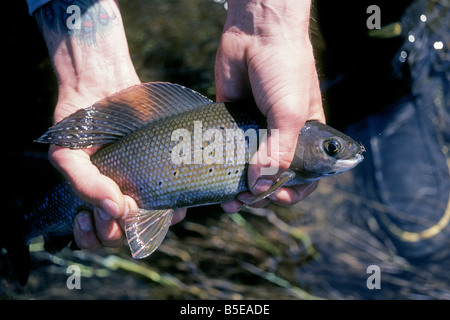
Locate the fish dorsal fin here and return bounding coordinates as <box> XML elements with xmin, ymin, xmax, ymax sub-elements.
<box><xmin>36</xmin><ymin>82</ymin><xmax>212</xmax><ymax>148</ymax></box>
<box><xmin>125</xmin><ymin>209</ymin><xmax>174</xmax><ymax>259</ymax></box>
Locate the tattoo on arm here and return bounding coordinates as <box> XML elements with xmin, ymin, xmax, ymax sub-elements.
<box><xmin>35</xmin><ymin>0</ymin><xmax>118</xmax><ymax>46</ymax></box>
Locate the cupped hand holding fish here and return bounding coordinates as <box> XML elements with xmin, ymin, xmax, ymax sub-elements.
<box><xmin>49</xmin><ymin>99</ymin><xmax>134</xmax><ymax>250</ymax></box>
<box><xmin>49</xmin><ymin>94</ymin><xmax>189</xmax><ymax>250</ymax></box>
<box><xmin>49</xmin><ymin>88</ymin><xmax>134</xmax><ymax>249</ymax></box>
<box><xmin>215</xmin><ymin>0</ymin><xmax>326</xmax><ymax>213</ymax></box>
<box><xmin>34</xmin><ymin>0</ymin><xmax>187</xmax><ymax>251</ymax></box>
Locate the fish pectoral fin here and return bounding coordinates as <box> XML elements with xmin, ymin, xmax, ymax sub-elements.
<box><xmin>243</xmin><ymin>170</ymin><xmax>296</xmax><ymax>207</ymax></box>
<box><xmin>124</xmin><ymin>209</ymin><xmax>174</xmax><ymax>259</ymax></box>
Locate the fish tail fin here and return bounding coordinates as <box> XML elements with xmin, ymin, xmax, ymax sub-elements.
<box><xmin>124</xmin><ymin>209</ymin><xmax>173</xmax><ymax>259</ymax></box>
<box><xmin>0</xmin><ymin>205</ymin><xmax>30</xmax><ymax>286</ymax></box>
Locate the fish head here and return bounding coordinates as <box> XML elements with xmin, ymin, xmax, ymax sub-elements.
<box><xmin>290</xmin><ymin>121</ymin><xmax>364</xmax><ymax>182</ymax></box>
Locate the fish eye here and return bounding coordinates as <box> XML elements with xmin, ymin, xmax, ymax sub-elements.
<box><xmin>323</xmin><ymin>138</ymin><xmax>341</xmax><ymax>157</ymax></box>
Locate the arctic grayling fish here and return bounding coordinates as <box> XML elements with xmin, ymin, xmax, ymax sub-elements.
<box><xmin>17</xmin><ymin>83</ymin><xmax>365</xmax><ymax>263</ymax></box>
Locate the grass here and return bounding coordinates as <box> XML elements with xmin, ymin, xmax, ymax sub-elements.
<box><xmin>2</xmin><ymin>172</ymin><xmax>450</xmax><ymax>299</ymax></box>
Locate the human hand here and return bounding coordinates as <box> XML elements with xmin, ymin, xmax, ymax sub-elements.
<box><xmin>34</xmin><ymin>0</ymin><xmax>187</xmax><ymax>250</ymax></box>
<box><xmin>50</xmin><ymin>87</ymin><xmax>188</xmax><ymax>249</ymax></box>
<box><xmin>215</xmin><ymin>0</ymin><xmax>326</xmax><ymax>212</ymax></box>
<box><xmin>49</xmin><ymin>92</ymin><xmax>135</xmax><ymax>250</ymax></box>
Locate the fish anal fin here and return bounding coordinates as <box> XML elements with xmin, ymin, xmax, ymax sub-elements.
<box><xmin>125</xmin><ymin>209</ymin><xmax>173</xmax><ymax>259</ymax></box>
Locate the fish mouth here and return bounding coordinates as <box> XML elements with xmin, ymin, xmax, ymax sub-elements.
<box><xmin>354</xmin><ymin>153</ymin><xmax>364</xmax><ymax>163</ymax></box>
<box><xmin>333</xmin><ymin>154</ymin><xmax>364</xmax><ymax>173</ymax></box>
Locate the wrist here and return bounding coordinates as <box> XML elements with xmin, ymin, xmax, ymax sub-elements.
<box><xmin>54</xmin><ymin>46</ymin><xmax>140</xmax><ymax>123</ymax></box>
<box><xmin>224</xmin><ymin>0</ymin><xmax>312</xmax><ymax>40</ymax></box>
<box><xmin>55</xmin><ymin>48</ymin><xmax>140</xmax><ymax>102</ymax></box>
<box><xmin>36</xmin><ymin>0</ymin><xmax>139</xmax><ymax>108</ymax></box>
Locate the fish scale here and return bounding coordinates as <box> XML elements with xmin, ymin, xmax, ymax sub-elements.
<box><xmin>91</xmin><ymin>102</ymin><xmax>260</xmax><ymax>209</ymax></box>
<box><xmin>24</xmin><ymin>182</ymin><xmax>88</xmax><ymax>242</ymax></box>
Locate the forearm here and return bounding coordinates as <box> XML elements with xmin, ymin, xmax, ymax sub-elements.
<box><xmin>224</xmin><ymin>0</ymin><xmax>311</xmax><ymax>40</ymax></box>
<box><xmin>34</xmin><ymin>0</ymin><xmax>139</xmax><ymax>121</ymax></box>
<box><xmin>216</xmin><ymin>0</ymin><xmax>317</xmax><ymax>111</ymax></box>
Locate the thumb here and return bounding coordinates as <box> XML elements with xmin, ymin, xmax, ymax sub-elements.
<box><xmin>247</xmin><ymin>89</ymin><xmax>325</xmax><ymax>195</ymax></box>
<box><xmin>247</xmin><ymin>116</ymin><xmax>303</xmax><ymax>195</ymax></box>
<box><xmin>49</xmin><ymin>146</ymin><xmax>126</xmax><ymax>219</ymax></box>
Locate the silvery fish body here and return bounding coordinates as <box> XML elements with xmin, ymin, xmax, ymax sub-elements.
<box><xmin>26</xmin><ymin>82</ymin><xmax>364</xmax><ymax>259</ymax></box>
<box><xmin>92</xmin><ymin>102</ymin><xmax>262</xmax><ymax>210</ymax></box>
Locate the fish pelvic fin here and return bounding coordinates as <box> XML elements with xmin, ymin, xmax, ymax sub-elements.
<box><xmin>36</xmin><ymin>82</ymin><xmax>213</xmax><ymax>149</ymax></box>
<box><xmin>125</xmin><ymin>209</ymin><xmax>173</xmax><ymax>259</ymax></box>
<box><xmin>240</xmin><ymin>170</ymin><xmax>296</xmax><ymax>208</ymax></box>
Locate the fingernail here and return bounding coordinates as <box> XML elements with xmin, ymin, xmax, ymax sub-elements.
<box><xmin>96</xmin><ymin>207</ymin><xmax>112</xmax><ymax>221</ymax></box>
<box><xmin>268</xmin><ymin>193</ymin><xmax>278</xmax><ymax>202</ymax></box>
<box><xmin>123</xmin><ymin>199</ymin><xmax>130</xmax><ymax>219</ymax></box>
<box><xmin>102</xmin><ymin>198</ymin><xmax>120</xmax><ymax>218</ymax></box>
<box><xmin>298</xmin><ymin>181</ymin><xmax>319</xmax><ymax>200</ymax></box>
<box><xmin>252</xmin><ymin>179</ymin><xmax>273</xmax><ymax>195</ymax></box>
<box><xmin>237</xmin><ymin>193</ymin><xmax>256</xmax><ymax>204</ymax></box>
<box><xmin>77</xmin><ymin>212</ymin><xmax>92</xmax><ymax>232</ymax></box>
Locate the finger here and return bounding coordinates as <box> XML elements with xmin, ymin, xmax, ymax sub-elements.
<box><xmin>214</xmin><ymin>33</ymin><xmax>250</xmax><ymax>102</ymax></box>
<box><xmin>93</xmin><ymin>207</ymin><xmax>125</xmax><ymax>247</ymax></box>
<box><xmin>237</xmin><ymin>191</ymin><xmax>271</xmax><ymax>208</ymax></box>
<box><xmin>49</xmin><ymin>146</ymin><xmax>125</xmax><ymax>219</ymax></box>
<box><xmin>118</xmin><ymin>195</ymin><xmax>139</xmax><ymax>229</ymax></box>
<box><xmin>308</xmin><ymin>66</ymin><xmax>326</xmax><ymax>123</ymax></box>
<box><xmin>171</xmin><ymin>208</ymin><xmax>187</xmax><ymax>225</ymax></box>
<box><xmin>221</xmin><ymin>192</ymin><xmax>271</xmax><ymax>214</ymax></box>
<box><xmin>269</xmin><ymin>181</ymin><xmax>319</xmax><ymax>206</ymax></box>
<box><xmin>221</xmin><ymin>199</ymin><xmax>245</xmax><ymax>214</ymax></box>
<box><xmin>73</xmin><ymin>211</ymin><xmax>102</xmax><ymax>250</ymax></box>
<box><xmin>247</xmin><ymin>115</ymin><xmax>303</xmax><ymax>192</ymax></box>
